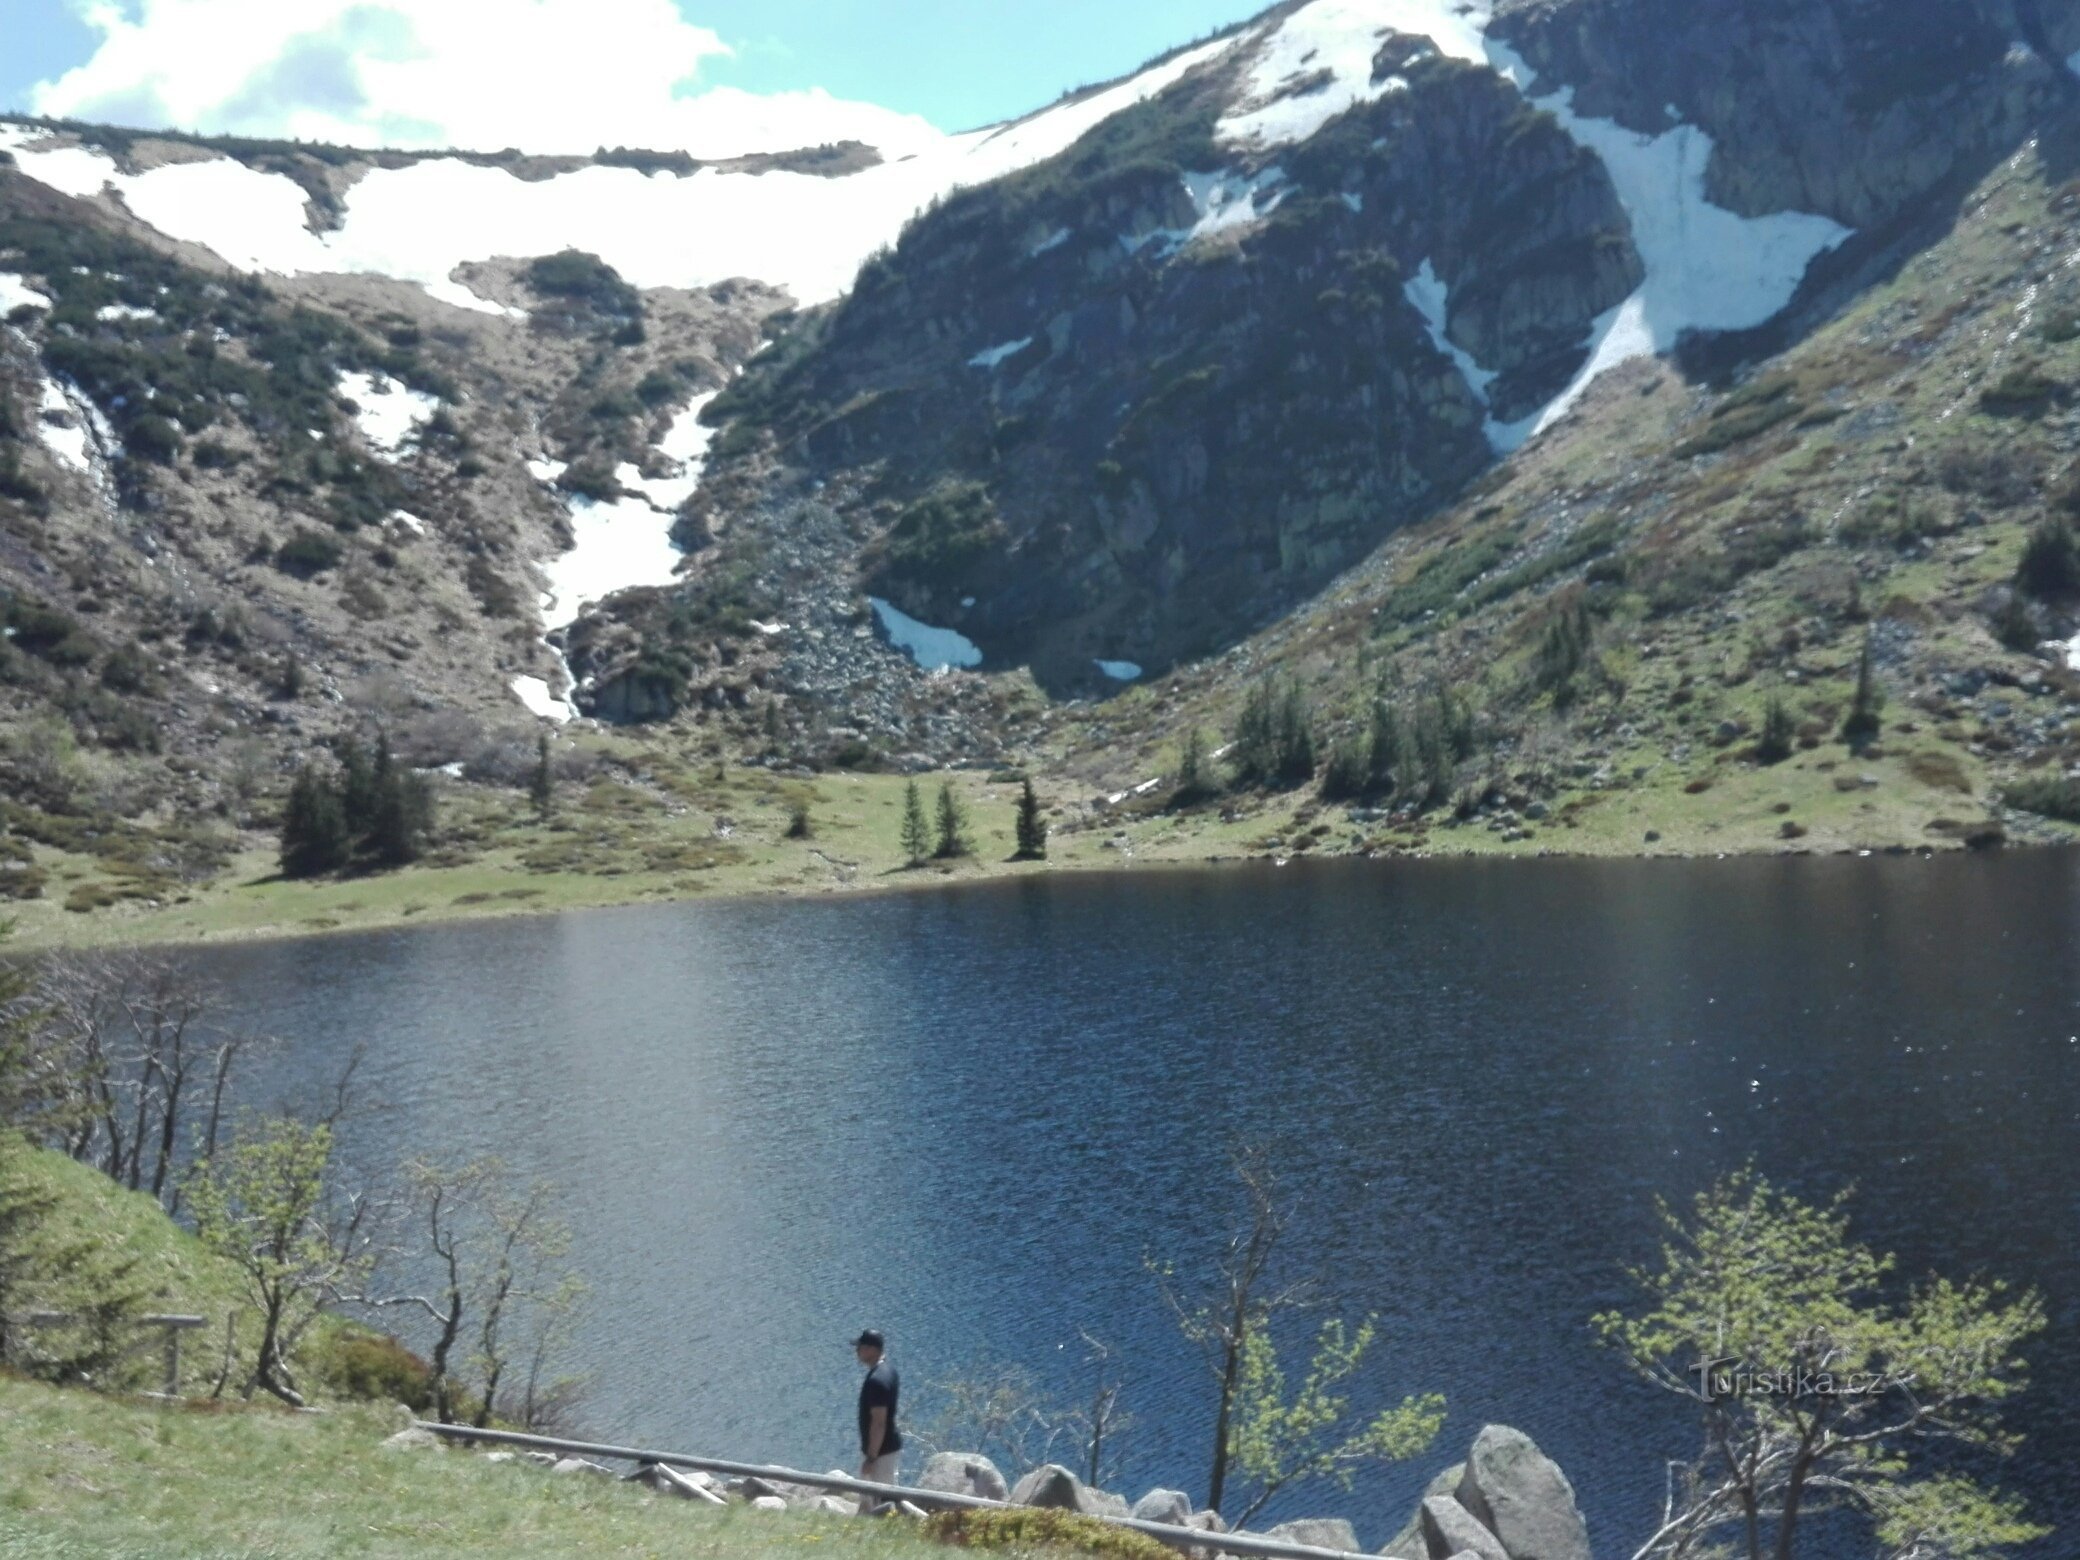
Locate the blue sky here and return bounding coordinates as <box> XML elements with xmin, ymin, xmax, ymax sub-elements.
<box><xmin>2</xmin><ymin>0</ymin><xmax>1268</xmax><ymax>138</ymax></box>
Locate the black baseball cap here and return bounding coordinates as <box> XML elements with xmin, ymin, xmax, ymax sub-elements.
<box><xmin>852</xmin><ymin>1329</ymin><xmax>885</xmax><ymax>1349</ymax></box>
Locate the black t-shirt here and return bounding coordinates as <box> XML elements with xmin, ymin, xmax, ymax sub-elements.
<box><xmin>858</xmin><ymin>1359</ymin><xmax>902</xmax><ymax>1454</ymax></box>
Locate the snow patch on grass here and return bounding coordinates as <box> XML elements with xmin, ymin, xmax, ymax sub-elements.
<box><xmin>0</xmin><ymin>272</ymin><xmax>52</xmax><ymax>313</ymax></box>
<box><xmin>1219</xmin><ymin>0</ymin><xmax>1490</xmax><ymax>149</ymax></box>
<box><xmin>869</xmin><ymin>597</ymin><xmax>982</xmax><ymax>671</ymax></box>
<box><xmin>94</xmin><ymin>303</ymin><xmax>156</xmax><ymax>323</ymax></box>
<box><xmin>36</xmin><ymin>376</ymin><xmax>118</xmax><ymax>478</ymax></box>
<box><xmin>510</xmin><ymin>675</ymin><xmax>575</xmax><ymax>723</ymax></box>
<box><xmin>968</xmin><ymin>337</ymin><xmax>1032</xmax><ymax>369</ymax></box>
<box><xmin>337</xmin><ymin>370</ymin><xmax>439</xmax><ymax>459</ymax></box>
<box><xmin>536</xmin><ymin>493</ymin><xmax>684</xmax><ymax>631</ymax></box>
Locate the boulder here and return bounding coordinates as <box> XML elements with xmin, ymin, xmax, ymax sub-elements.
<box><xmin>482</xmin><ymin>1451</ymin><xmax>516</xmax><ymax>1465</ymax></box>
<box><xmin>381</xmin><ymin>1427</ymin><xmax>441</xmax><ymax>1451</ymax></box>
<box><xmin>1378</xmin><ymin>1464</ymin><xmax>1463</xmax><ymax>1559</ymax></box>
<box><xmin>814</xmin><ymin>1495</ymin><xmax>856</xmax><ymax>1515</ymax></box>
<box><xmin>1183</xmin><ymin>1510</ymin><xmax>1229</xmax><ymax>1535</ymax></box>
<box><xmin>1087</xmin><ymin>1487</ymin><xmax>1132</xmax><ymax>1519</ymax></box>
<box><xmin>1418</xmin><ymin>1497</ymin><xmax>1508</xmax><ymax>1560</ymax></box>
<box><xmin>1267</xmin><ymin>1519</ymin><xmax>1361</xmax><ymax>1553</ymax></box>
<box><xmin>1132</xmin><ymin>1489</ymin><xmax>1194</xmax><ymax>1525</ymax></box>
<box><xmin>630</xmin><ymin>1464</ymin><xmax>725</xmax><ymax>1503</ymax></box>
<box><xmin>728</xmin><ymin>1476</ymin><xmax>787</xmax><ymax>1502</ymax></box>
<box><xmin>750</xmin><ymin>1495</ymin><xmax>790</xmax><ymax>1513</ymax></box>
<box><xmin>1013</xmin><ymin>1464</ymin><xmax>1099</xmax><ymax>1513</ymax></box>
<box><xmin>1454</xmin><ymin>1428</ymin><xmax>1590</xmax><ymax>1560</ymax></box>
<box><xmin>551</xmin><ymin>1457</ymin><xmax>614</xmax><ymax>1478</ymax></box>
<box><xmin>920</xmin><ymin>1451</ymin><xmax>1011</xmax><ymax>1502</ymax></box>
<box><xmin>519</xmin><ymin>1450</ymin><xmax>559</xmax><ymax>1467</ymax></box>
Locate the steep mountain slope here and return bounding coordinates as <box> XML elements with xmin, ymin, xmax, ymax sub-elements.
<box><xmin>1038</xmin><ymin>123</ymin><xmax>2080</xmax><ymax>862</ymax></box>
<box><xmin>685</xmin><ymin>0</ymin><xmax>2080</xmax><ymax>691</ymax></box>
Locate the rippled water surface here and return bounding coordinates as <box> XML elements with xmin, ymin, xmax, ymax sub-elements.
<box><xmin>190</xmin><ymin>851</ymin><xmax>2080</xmax><ymax>1552</ymax></box>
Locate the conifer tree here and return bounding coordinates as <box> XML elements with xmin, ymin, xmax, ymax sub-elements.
<box><xmin>900</xmin><ymin>780</ymin><xmax>932</xmax><ymax>867</ymax></box>
<box><xmin>529</xmin><ymin>734</ymin><xmax>554</xmax><ymax>819</ymax></box>
<box><xmin>279</xmin><ymin>765</ymin><xmax>349</xmax><ymax>879</ymax></box>
<box><xmin>1014</xmin><ymin>778</ymin><xmax>1047</xmax><ymax>860</ymax></box>
<box><xmin>1175</xmin><ymin>728</ymin><xmax>1209</xmax><ymax>805</ymax></box>
<box><xmin>934</xmin><ymin>780</ymin><xmax>970</xmax><ymax>859</ymax></box>
<box><xmin>1757</xmin><ymin>695</ymin><xmax>1795</xmax><ymax>765</ymax></box>
<box><xmin>1841</xmin><ymin>634</ymin><xmax>1885</xmax><ymax>749</ymax></box>
<box><xmin>337</xmin><ymin>736</ymin><xmax>377</xmax><ymax>840</ymax></box>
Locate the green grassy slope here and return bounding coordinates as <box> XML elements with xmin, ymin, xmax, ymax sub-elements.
<box><xmin>0</xmin><ymin>1378</ymin><xmax>969</xmax><ymax>1560</ymax></box>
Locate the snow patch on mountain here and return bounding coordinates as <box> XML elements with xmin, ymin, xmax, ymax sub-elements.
<box><xmin>510</xmin><ymin>675</ymin><xmax>575</xmax><ymax>723</ymax></box>
<box><xmin>1485</xmin><ymin>40</ymin><xmax>1853</xmax><ymax>437</ymax></box>
<box><xmin>1219</xmin><ymin>0</ymin><xmax>1490</xmax><ymax>149</ymax></box>
<box><xmin>0</xmin><ymin>273</ymin><xmax>53</xmax><ymax>313</ymax></box>
<box><xmin>870</xmin><ymin>597</ymin><xmax>983</xmax><ymax>671</ymax></box>
<box><xmin>615</xmin><ymin>392</ymin><xmax>719</xmax><ymax>512</ymax></box>
<box><xmin>338</xmin><ymin>370</ymin><xmax>440</xmax><ymax>459</ymax></box>
<box><xmin>969</xmin><ymin>338</ymin><xmax>1033</xmax><ymax>369</ymax></box>
<box><xmin>1405</xmin><ymin>258</ymin><xmax>1525</xmax><ymax>448</ymax></box>
<box><xmin>1095</xmin><ymin>659</ymin><xmax>1143</xmax><ymax>681</ymax></box>
<box><xmin>0</xmin><ymin>39</ymin><xmax>1238</xmax><ymax>313</ymax></box>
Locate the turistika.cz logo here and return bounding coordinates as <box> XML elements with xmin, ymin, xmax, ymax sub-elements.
<box><xmin>1691</xmin><ymin>1358</ymin><xmax>1915</xmax><ymax>1403</ymax></box>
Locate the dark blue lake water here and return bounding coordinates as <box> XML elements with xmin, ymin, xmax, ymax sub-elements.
<box><xmin>188</xmin><ymin>850</ymin><xmax>2080</xmax><ymax>1555</ymax></box>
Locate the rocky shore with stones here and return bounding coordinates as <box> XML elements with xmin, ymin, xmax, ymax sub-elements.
<box><xmin>387</xmin><ymin>1419</ymin><xmax>1590</xmax><ymax>1560</ymax></box>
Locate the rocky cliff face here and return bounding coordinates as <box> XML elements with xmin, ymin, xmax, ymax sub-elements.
<box><xmin>688</xmin><ymin>0</ymin><xmax>2080</xmax><ymax>695</ymax></box>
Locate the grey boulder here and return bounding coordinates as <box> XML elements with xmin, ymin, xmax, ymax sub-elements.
<box><xmin>1379</xmin><ymin>1464</ymin><xmax>1463</xmax><ymax>1559</ymax></box>
<box><xmin>1419</xmin><ymin>1496</ymin><xmax>1508</xmax><ymax>1560</ymax></box>
<box><xmin>920</xmin><ymin>1451</ymin><xmax>1011</xmax><ymax>1502</ymax></box>
<box><xmin>1132</xmin><ymin>1489</ymin><xmax>1194</xmax><ymax>1525</ymax></box>
<box><xmin>1268</xmin><ymin>1518</ymin><xmax>1361</xmax><ymax>1553</ymax></box>
<box><xmin>550</xmin><ymin>1456</ymin><xmax>614</xmax><ymax>1478</ymax></box>
<box><xmin>1012</xmin><ymin>1464</ymin><xmax>1099</xmax><ymax>1513</ymax></box>
<box><xmin>1454</xmin><ymin>1427</ymin><xmax>1591</xmax><ymax>1560</ymax></box>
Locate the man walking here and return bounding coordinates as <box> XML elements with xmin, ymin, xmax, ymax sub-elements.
<box><xmin>853</xmin><ymin>1328</ymin><xmax>902</xmax><ymax>1512</ymax></box>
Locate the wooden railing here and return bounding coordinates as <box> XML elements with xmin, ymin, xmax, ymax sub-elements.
<box><xmin>412</xmin><ymin>1422</ymin><xmax>1379</xmax><ymax>1560</ymax></box>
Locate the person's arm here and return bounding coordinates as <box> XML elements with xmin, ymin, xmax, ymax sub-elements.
<box><xmin>863</xmin><ymin>1405</ymin><xmax>888</xmax><ymax>1462</ymax></box>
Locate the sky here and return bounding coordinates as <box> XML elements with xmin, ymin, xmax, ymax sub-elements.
<box><xmin>0</xmin><ymin>0</ymin><xmax>1269</xmax><ymax>158</ymax></box>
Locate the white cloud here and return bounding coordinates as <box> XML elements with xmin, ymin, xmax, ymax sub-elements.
<box><xmin>29</xmin><ymin>0</ymin><xmax>946</xmax><ymax>160</ymax></box>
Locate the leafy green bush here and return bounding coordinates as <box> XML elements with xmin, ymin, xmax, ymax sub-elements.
<box><xmin>924</xmin><ymin>1506</ymin><xmax>1177</xmax><ymax>1560</ymax></box>
<box><xmin>315</xmin><ymin>1332</ymin><xmax>437</xmax><ymax>1411</ymax></box>
<box><xmin>875</xmin><ymin>481</ymin><xmax>1007</xmax><ymax>589</ymax></box>
<box><xmin>2003</xmin><ymin>774</ymin><xmax>2080</xmax><ymax>823</ymax></box>
<box><xmin>2015</xmin><ymin>520</ymin><xmax>2080</xmax><ymax>599</ymax></box>
<box><xmin>1674</xmin><ymin>376</ymin><xmax>1805</xmax><ymax>457</ymax></box>
<box><xmin>274</xmin><ymin>529</ymin><xmax>345</xmax><ymax>579</ymax></box>
<box><xmin>1980</xmin><ymin>365</ymin><xmax>2063</xmax><ymax>416</ymax></box>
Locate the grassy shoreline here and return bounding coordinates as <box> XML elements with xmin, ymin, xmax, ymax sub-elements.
<box><xmin>6</xmin><ymin>749</ymin><xmax>2071</xmax><ymax>952</ymax></box>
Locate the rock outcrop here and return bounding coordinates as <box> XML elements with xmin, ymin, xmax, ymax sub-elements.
<box><xmin>1131</xmin><ymin>1487</ymin><xmax>1194</xmax><ymax>1525</ymax></box>
<box><xmin>920</xmin><ymin>1451</ymin><xmax>1012</xmax><ymax>1502</ymax></box>
<box><xmin>1267</xmin><ymin>1517</ymin><xmax>1363</xmax><ymax>1552</ymax></box>
<box><xmin>1378</xmin><ymin>1427</ymin><xmax>1586</xmax><ymax>1560</ymax></box>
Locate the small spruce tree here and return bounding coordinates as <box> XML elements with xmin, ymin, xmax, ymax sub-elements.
<box><xmin>900</xmin><ymin>780</ymin><xmax>932</xmax><ymax>867</ymax></box>
<box><xmin>1841</xmin><ymin>634</ymin><xmax>1885</xmax><ymax>749</ymax></box>
<box><xmin>279</xmin><ymin>765</ymin><xmax>349</xmax><ymax>879</ymax></box>
<box><xmin>934</xmin><ymin>780</ymin><xmax>970</xmax><ymax>859</ymax></box>
<box><xmin>529</xmin><ymin>734</ymin><xmax>554</xmax><ymax>819</ymax></box>
<box><xmin>1014</xmin><ymin>778</ymin><xmax>1047</xmax><ymax>860</ymax></box>
<box><xmin>1757</xmin><ymin>695</ymin><xmax>1795</xmax><ymax>765</ymax></box>
<box><xmin>337</xmin><ymin>736</ymin><xmax>377</xmax><ymax>840</ymax></box>
<box><xmin>1175</xmin><ymin>728</ymin><xmax>1210</xmax><ymax>805</ymax></box>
